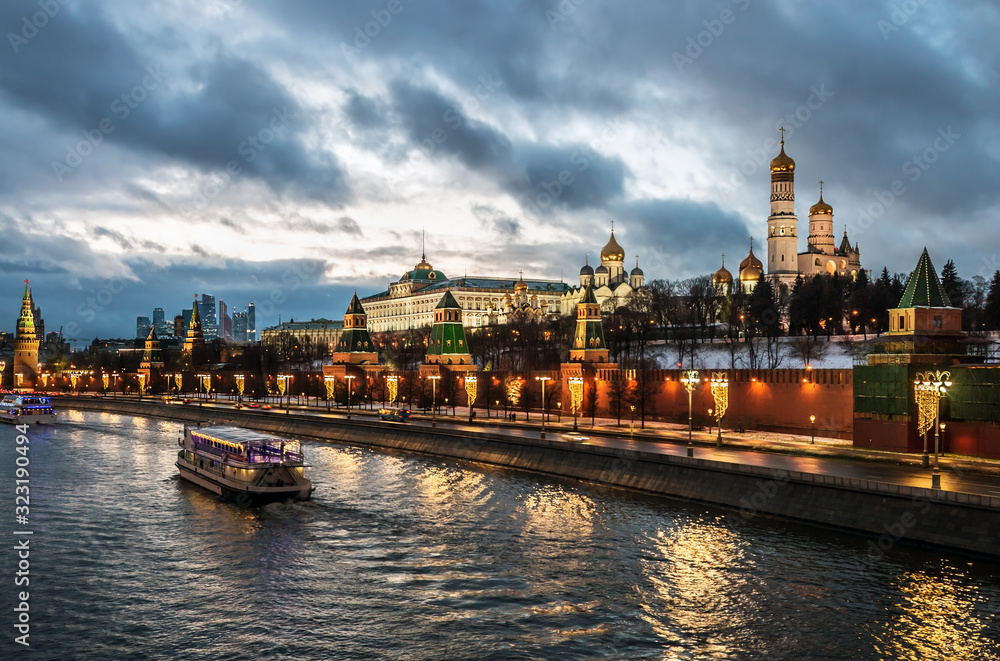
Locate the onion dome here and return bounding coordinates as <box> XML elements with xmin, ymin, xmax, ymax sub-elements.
<box><xmin>580</xmin><ymin>254</ymin><xmax>594</xmax><ymax>276</ymax></box>
<box><xmin>770</xmin><ymin>137</ymin><xmax>795</xmax><ymax>173</ymax></box>
<box><xmin>712</xmin><ymin>255</ymin><xmax>733</xmax><ymax>287</ymax></box>
<box><xmin>595</xmin><ymin>264</ymin><xmax>609</xmax><ymax>275</ymax></box>
<box><xmin>601</xmin><ymin>228</ymin><xmax>625</xmax><ymax>261</ymax></box>
<box><xmin>738</xmin><ymin>239</ymin><xmax>763</xmax><ymax>271</ymax></box>
<box><xmin>740</xmin><ymin>264</ymin><xmax>762</xmax><ymax>283</ymax></box>
<box><xmin>809</xmin><ymin>182</ymin><xmax>833</xmax><ymax>215</ymax></box>
<box><xmin>514</xmin><ymin>273</ymin><xmax>528</xmax><ymax>292</ymax></box>
<box><xmin>630</xmin><ymin>256</ymin><xmax>643</xmax><ymax>277</ymax></box>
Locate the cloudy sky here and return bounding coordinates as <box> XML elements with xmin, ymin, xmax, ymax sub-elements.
<box><xmin>1</xmin><ymin>0</ymin><xmax>998</xmax><ymax>339</ymax></box>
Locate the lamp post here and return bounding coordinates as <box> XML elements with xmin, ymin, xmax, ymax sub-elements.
<box><xmin>465</xmin><ymin>375</ymin><xmax>477</xmax><ymax>423</ymax></box>
<box><xmin>557</xmin><ymin>401</ymin><xmax>562</xmax><ymax>423</ymax></box>
<box><xmin>568</xmin><ymin>377</ymin><xmax>583</xmax><ymax>432</ymax></box>
<box><xmin>810</xmin><ymin>415</ymin><xmax>816</xmax><ymax>444</ymax></box>
<box><xmin>324</xmin><ymin>376</ymin><xmax>335</xmax><ymax>412</ymax></box>
<box><xmin>680</xmin><ymin>370</ymin><xmax>699</xmax><ymax>457</ymax></box>
<box><xmin>277</xmin><ymin>374</ymin><xmax>291</xmax><ymax>412</ymax></box>
<box><xmin>535</xmin><ymin>376</ymin><xmax>551</xmax><ymax>439</ymax></box>
<box><xmin>345</xmin><ymin>375</ymin><xmax>355</xmax><ymax>419</ymax></box>
<box><xmin>428</xmin><ymin>375</ymin><xmax>440</xmax><ymax>427</ymax></box>
<box><xmin>708</xmin><ymin>408</ymin><xmax>713</xmax><ymax>436</ymax></box>
<box><xmin>915</xmin><ymin>371</ymin><xmax>951</xmax><ymax>485</ymax></box>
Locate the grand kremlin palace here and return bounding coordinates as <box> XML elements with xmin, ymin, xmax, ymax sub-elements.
<box><xmin>361</xmin><ymin>228</ymin><xmax>645</xmax><ymax>332</ymax></box>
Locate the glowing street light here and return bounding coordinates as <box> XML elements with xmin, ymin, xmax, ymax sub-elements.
<box><xmin>680</xmin><ymin>370</ymin><xmax>699</xmax><ymax>457</ymax></box>
<box><xmin>810</xmin><ymin>414</ymin><xmax>816</xmax><ymax>444</ymax></box>
<box><xmin>568</xmin><ymin>377</ymin><xmax>584</xmax><ymax>432</ymax></box>
<box><xmin>465</xmin><ymin>375</ymin><xmax>477</xmax><ymax>423</ymax></box>
<box><xmin>427</xmin><ymin>375</ymin><xmax>441</xmax><ymax>427</ymax></box>
<box><xmin>535</xmin><ymin>376</ymin><xmax>551</xmax><ymax>439</ymax></box>
<box><xmin>345</xmin><ymin>375</ymin><xmax>355</xmax><ymax>418</ymax></box>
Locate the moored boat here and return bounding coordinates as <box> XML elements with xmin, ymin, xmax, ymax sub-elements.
<box><xmin>0</xmin><ymin>394</ymin><xmax>56</xmax><ymax>425</ymax></box>
<box><xmin>176</xmin><ymin>424</ymin><xmax>313</xmax><ymax>504</ymax></box>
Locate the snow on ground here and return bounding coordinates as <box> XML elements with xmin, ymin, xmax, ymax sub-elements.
<box><xmin>648</xmin><ymin>336</ymin><xmax>865</xmax><ymax>370</ymax></box>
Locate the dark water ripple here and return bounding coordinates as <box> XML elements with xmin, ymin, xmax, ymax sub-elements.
<box><xmin>2</xmin><ymin>411</ymin><xmax>1000</xmax><ymax>660</ymax></box>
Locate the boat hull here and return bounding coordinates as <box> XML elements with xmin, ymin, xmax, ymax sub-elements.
<box><xmin>175</xmin><ymin>458</ymin><xmax>312</xmax><ymax>506</ymax></box>
<box><xmin>0</xmin><ymin>413</ymin><xmax>56</xmax><ymax>425</ymax></box>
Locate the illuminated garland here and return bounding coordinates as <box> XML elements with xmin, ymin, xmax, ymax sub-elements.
<box><xmin>710</xmin><ymin>372</ymin><xmax>729</xmax><ymax>422</ymax></box>
<box><xmin>387</xmin><ymin>375</ymin><xmax>398</xmax><ymax>405</ymax></box>
<box><xmin>465</xmin><ymin>376</ymin><xmax>477</xmax><ymax>408</ymax></box>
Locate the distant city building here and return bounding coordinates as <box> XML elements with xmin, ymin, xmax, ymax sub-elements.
<box><xmin>199</xmin><ymin>293</ymin><xmax>218</xmax><ymax>340</ymax></box>
<box><xmin>173</xmin><ymin>314</ymin><xmax>186</xmax><ymax>338</ymax></box>
<box><xmin>153</xmin><ymin>307</ymin><xmax>172</xmax><ymax>337</ymax></box>
<box><xmin>136</xmin><ymin>315</ymin><xmax>152</xmax><ymax>339</ymax></box>
<box><xmin>248</xmin><ymin>302</ymin><xmax>256</xmax><ymax>341</ymax></box>
<box><xmin>14</xmin><ymin>280</ymin><xmax>39</xmax><ymax>390</ymax></box>
<box><xmin>218</xmin><ymin>299</ymin><xmax>233</xmax><ymax>341</ymax></box>
<box><xmin>361</xmin><ymin>247</ymin><xmax>570</xmax><ymax>332</ymax></box>
<box><xmin>261</xmin><ymin>318</ymin><xmax>343</xmax><ymax>353</ymax></box>
<box><xmin>232</xmin><ymin>312</ymin><xmax>248</xmax><ymax>342</ymax></box>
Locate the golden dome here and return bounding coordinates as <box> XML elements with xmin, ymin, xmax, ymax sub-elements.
<box><xmin>738</xmin><ymin>241</ymin><xmax>763</xmax><ymax>271</ymax></box>
<box><xmin>809</xmin><ymin>184</ymin><xmax>833</xmax><ymax>215</ymax></box>
<box><xmin>712</xmin><ymin>255</ymin><xmax>733</xmax><ymax>286</ymax></box>
<box><xmin>601</xmin><ymin>228</ymin><xmax>625</xmax><ymax>262</ymax></box>
<box><xmin>770</xmin><ymin>140</ymin><xmax>795</xmax><ymax>173</ymax></box>
<box><xmin>514</xmin><ymin>273</ymin><xmax>528</xmax><ymax>292</ymax></box>
<box><xmin>740</xmin><ymin>264</ymin><xmax>762</xmax><ymax>282</ymax></box>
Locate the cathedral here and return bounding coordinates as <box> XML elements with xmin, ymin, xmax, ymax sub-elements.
<box><xmin>560</xmin><ymin>225</ymin><xmax>645</xmax><ymax>312</ymax></box>
<box><xmin>714</xmin><ymin>131</ymin><xmax>862</xmax><ymax>293</ymax></box>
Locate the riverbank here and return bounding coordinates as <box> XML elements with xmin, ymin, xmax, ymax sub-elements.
<box><xmin>56</xmin><ymin>396</ymin><xmax>1000</xmax><ymax>560</ymax></box>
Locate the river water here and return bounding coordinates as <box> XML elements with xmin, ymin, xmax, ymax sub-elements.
<box><xmin>2</xmin><ymin>411</ymin><xmax>1000</xmax><ymax>660</ymax></box>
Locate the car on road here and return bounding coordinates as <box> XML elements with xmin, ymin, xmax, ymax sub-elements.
<box><xmin>248</xmin><ymin>403</ymin><xmax>260</xmax><ymax>409</ymax></box>
<box><xmin>566</xmin><ymin>435</ymin><xmax>589</xmax><ymax>444</ymax></box>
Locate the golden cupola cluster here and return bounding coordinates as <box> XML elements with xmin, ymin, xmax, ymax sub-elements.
<box><xmin>713</xmin><ymin>255</ymin><xmax>734</xmax><ymax>287</ymax></box>
<box><xmin>739</xmin><ymin>240</ymin><xmax>763</xmax><ymax>282</ymax></box>
<box><xmin>601</xmin><ymin>229</ymin><xmax>625</xmax><ymax>262</ymax></box>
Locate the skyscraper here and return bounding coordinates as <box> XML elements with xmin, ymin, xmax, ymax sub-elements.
<box><xmin>199</xmin><ymin>293</ymin><xmax>218</xmax><ymax>341</ymax></box>
<box><xmin>219</xmin><ymin>299</ymin><xmax>233</xmax><ymax>341</ymax></box>
<box><xmin>248</xmin><ymin>302</ymin><xmax>256</xmax><ymax>342</ymax></box>
<box><xmin>233</xmin><ymin>311</ymin><xmax>248</xmax><ymax>342</ymax></box>
<box><xmin>136</xmin><ymin>316</ymin><xmax>152</xmax><ymax>339</ymax></box>
<box><xmin>173</xmin><ymin>314</ymin><xmax>186</xmax><ymax>337</ymax></box>
<box><xmin>153</xmin><ymin>307</ymin><xmax>170</xmax><ymax>336</ymax></box>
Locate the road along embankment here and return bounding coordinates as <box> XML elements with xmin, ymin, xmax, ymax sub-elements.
<box><xmin>59</xmin><ymin>397</ymin><xmax>1000</xmax><ymax>560</ymax></box>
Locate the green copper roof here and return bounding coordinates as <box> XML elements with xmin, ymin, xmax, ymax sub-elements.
<box><xmin>435</xmin><ymin>290</ymin><xmax>461</xmax><ymax>310</ymax></box>
<box><xmin>898</xmin><ymin>248</ymin><xmax>950</xmax><ymax>308</ymax></box>
<box><xmin>346</xmin><ymin>291</ymin><xmax>366</xmax><ymax>316</ymax></box>
<box><xmin>426</xmin><ymin>321</ymin><xmax>469</xmax><ymax>357</ymax></box>
<box><xmin>189</xmin><ymin>296</ymin><xmax>202</xmax><ymax>332</ymax></box>
<box><xmin>573</xmin><ymin>320</ymin><xmax>606</xmax><ymax>351</ymax></box>
<box><xmin>336</xmin><ymin>328</ymin><xmax>374</xmax><ymax>353</ymax></box>
<box><xmin>16</xmin><ymin>280</ymin><xmax>35</xmax><ymax>336</ymax></box>
<box><xmin>581</xmin><ymin>283</ymin><xmax>598</xmax><ymax>305</ymax></box>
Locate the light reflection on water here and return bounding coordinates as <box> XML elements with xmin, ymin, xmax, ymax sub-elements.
<box><xmin>2</xmin><ymin>411</ymin><xmax>1000</xmax><ymax>660</ymax></box>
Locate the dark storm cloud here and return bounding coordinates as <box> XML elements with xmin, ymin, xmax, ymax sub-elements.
<box><xmin>0</xmin><ymin>1</ymin><xmax>349</xmax><ymax>202</ymax></box>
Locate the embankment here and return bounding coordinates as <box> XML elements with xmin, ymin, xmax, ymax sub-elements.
<box><xmin>59</xmin><ymin>397</ymin><xmax>1000</xmax><ymax>560</ymax></box>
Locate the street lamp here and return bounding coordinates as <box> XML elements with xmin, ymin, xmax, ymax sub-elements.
<box><xmin>708</xmin><ymin>408</ymin><xmax>713</xmax><ymax>436</ymax></box>
<box><xmin>427</xmin><ymin>375</ymin><xmax>440</xmax><ymax>427</ymax></box>
<box><xmin>277</xmin><ymin>374</ymin><xmax>292</xmax><ymax>412</ymax></box>
<box><xmin>324</xmin><ymin>376</ymin><xmax>335</xmax><ymax>411</ymax></box>
<box><xmin>345</xmin><ymin>375</ymin><xmax>355</xmax><ymax>419</ymax></box>
<box><xmin>465</xmin><ymin>375</ymin><xmax>477</xmax><ymax>423</ymax></box>
<box><xmin>810</xmin><ymin>414</ymin><xmax>816</xmax><ymax>444</ymax></box>
<box><xmin>557</xmin><ymin>401</ymin><xmax>562</xmax><ymax>423</ymax></box>
<box><xmin>915</xmin><ymin>370</ymin><xmax>952</xmax><ymax>484</ymax></box>
<box><xmin>680</xmin><ymin>370</ymin><xmax>699</xmax><ymax>457</ymax></box>
<box><xmin>535</xmin><ymin>376</ymin><xmax>551</xmax><ymax>439</ymax></box>
<box><xmin>568</xmin><ymin>377</ymin><xmax>584</xmax><ymax>432</ymax></box>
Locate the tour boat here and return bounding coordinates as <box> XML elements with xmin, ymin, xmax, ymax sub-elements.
<box><xmin>0</xmin><ymin>394</ymin><xmax>56</xmax><ymax>425</ymax></box>
<box><xmin>176</xmin><ymin>424</ymin><xmax>313</xmax><ymax>504</ymax></box>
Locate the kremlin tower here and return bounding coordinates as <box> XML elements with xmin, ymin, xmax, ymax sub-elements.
<box><xmin>14</xmin><ymin>280</ymin><xmax>39</xmax><ymax>391</ymax></box>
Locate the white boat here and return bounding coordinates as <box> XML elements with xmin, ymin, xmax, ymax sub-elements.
<box><xmin>176</xmin><ymin>424</ymin><xmax>313</xmax><ymax>505</ymax></box>
<box><xmin>0</xmin><ymin>395</ymin><xmax>56</xmax><ymax>425</ymax></box>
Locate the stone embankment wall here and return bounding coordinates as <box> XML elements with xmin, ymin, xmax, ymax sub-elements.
<box><xmin>61</xmin><ymin>397</ymin><xmax>1000</xmax><ymax>559</ymax></box>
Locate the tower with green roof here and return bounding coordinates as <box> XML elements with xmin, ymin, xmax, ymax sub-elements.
<box><xmin>183</xmin><ymin>294</ymin><xmax>206</xmax><ymax>353</ymax></box>
<box><xmin>14</xmin><ymin>280</ymin><xmax>39</xmax><ymax>390</ymax></box>
<box><xmin>425</xmin><ymin>291</ymin><xmax>471</xmax><ymax>365</ymax></box>
<box><xmin>569</xmin><ymin>284</ymin><xmax>609</xmax><ymax>363</ymax></box>
<box><xmin>332</xmin><ymin>292</ymin><xmax>378</xmax><ymax>364</ymax></box>
<box><xmin>887</xmin><ymin>247</ymin><xmax>962</xmax><ymax>338</ymax></box>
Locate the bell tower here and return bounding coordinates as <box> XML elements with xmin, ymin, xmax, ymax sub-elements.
<box><xmin>766</xmin><ymin>128</ymin><xmax>799</xmax><ymax>286</ymax></box>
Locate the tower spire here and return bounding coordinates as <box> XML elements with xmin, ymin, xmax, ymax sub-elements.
<box><xmin>421</xmin><ymin>229</ymin><xmax>426</xmax><ymax>261</ymax></box>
